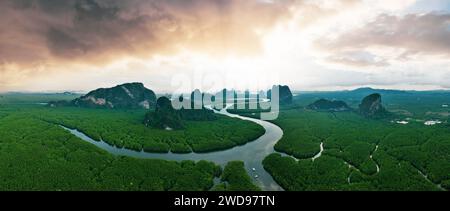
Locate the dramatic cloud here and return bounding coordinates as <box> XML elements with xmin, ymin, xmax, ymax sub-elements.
<box><xmin>0</xmin><ymin>0</ymin><xmax>449</xmax><ymax>92</ymax></box>
<box><xmin>317</xmin><ymin>12</ymin><xmax>450</xmax><ymax>66</ymax></box>
<box><xmin>0</xmin><ymin>0</ymin><xmax>298</xmax><ymax>66</ymax></box>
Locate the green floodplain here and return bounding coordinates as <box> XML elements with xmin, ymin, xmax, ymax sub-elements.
<box><xmin>0</xmin><ymin>89</ymin><xmax>449</xmax><ymax>191</ymax></box>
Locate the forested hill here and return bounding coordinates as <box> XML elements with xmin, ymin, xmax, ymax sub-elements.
<box><xmin>49</xmin><ymin>83</ymin><xmax>157</xmax><ymax>109</ymax></box>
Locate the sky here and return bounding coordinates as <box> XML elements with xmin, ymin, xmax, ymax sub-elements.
<box><xmin>0</xmin><ymin>0</ymin><xmax>449</xmax><ymax>93</ymax></box>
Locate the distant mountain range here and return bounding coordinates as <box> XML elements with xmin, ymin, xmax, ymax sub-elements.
<box><xmin>296</xmin><ymin>87</ymin><xmax>450</xmax><ymax>95</ymax></box>
<box><xmin>46</xmin><ymin>83</ymin><xmax>296</xmax><ymax>110</ymax></box>
<box><xmin>347</xmin><ymin>87</ymin><xmax>410</xmax><ymax>96</ymax></box>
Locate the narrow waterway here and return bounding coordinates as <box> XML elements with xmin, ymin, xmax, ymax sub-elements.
<box><xmin>312</xmin><ymin>142</ymin><xmax>324</xmax><ymax>161</ymax></box>
<box><xmin>61</xmin><ymin>105</ymin><xmax>285</xmax><ymax>191</ymax></box>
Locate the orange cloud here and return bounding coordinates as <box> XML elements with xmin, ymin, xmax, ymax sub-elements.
<box><xmin>0</xmin><ymin>0</ymin><xmax>300</xmax><ymax>68</ymax></box>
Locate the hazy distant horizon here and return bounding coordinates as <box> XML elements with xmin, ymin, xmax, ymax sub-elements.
<box><xmin>2</xmin><ymin>84</ymin><xmax>450</xmax><ymax>95</ymax></box>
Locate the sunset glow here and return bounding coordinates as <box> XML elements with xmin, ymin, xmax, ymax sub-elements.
<box><xmin>0</xmin><ymin>0</ymin><xmax>449</xmax><ymax>92</ymax></box>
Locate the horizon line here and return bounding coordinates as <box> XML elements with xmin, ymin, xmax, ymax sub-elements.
<box><xmin>2</xmin><ymin>86</ymin><xmax>450</xmax><ymax>95</ymax></box>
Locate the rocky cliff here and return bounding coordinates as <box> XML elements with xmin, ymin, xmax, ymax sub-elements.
<box><xmin>359</xmin><ymin>93</ymin><xmax>387</xmax><ymax>118</ymax></box>
<box><xmin>65</xmin><ymin>83</ymin><xmax>156</xmax><ymax>109</ymax></box>
<box><xmin>267</xmin><ymin>85</ymin><xmax>293</xmax><ymax>104</ymax></box>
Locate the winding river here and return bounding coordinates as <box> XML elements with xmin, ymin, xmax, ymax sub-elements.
<box><xmin>61</xmin><ymin>105</ymin><xmax>285</xmax><ymax>191</ymax></box>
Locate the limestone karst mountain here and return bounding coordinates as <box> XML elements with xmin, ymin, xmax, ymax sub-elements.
<box><xmin>50</xmin><ymin>83</ymin><xmax>157</xmax><ymax>109</ymax></box>
<box><xmin>268</xmin><ymin>85</ymin><xmax>293</xmax><ymax>104</ymax></box>
<box><xmin>144</xmin><ymin>96</ymin><xmax>217</xmax><ymax>130</ymax></box>
<box><xmin>359</xmin><ymin>93</ymin><xmax>388</xmax><ymax>118</ymax></box>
